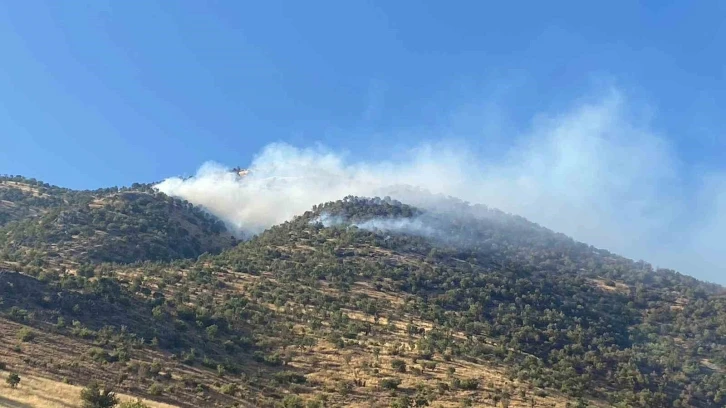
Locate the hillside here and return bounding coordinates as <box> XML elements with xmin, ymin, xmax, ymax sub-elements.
<box><xmin>0</xmin><ymin>176</ymin><xmax>81</xmax><ymax>227</ymax></box>
<box><xmin>1</xmin><ymin>181</ymin><xmax>725</xmax><ymax>407</ymax></box>
<box><xmin>0</xmin><ymin>176</ymin><xmax>236</xmax><ymax>269</ymax></box>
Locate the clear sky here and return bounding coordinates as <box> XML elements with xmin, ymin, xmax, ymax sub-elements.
<box><xmin>1</xmin><ymin>1</ymin><xmax>726</xmax><ymax>282</ymax></box>
<box><xmin>1</xmin><ymin>1</ymin><xmax>724</xmax><ymax>188</ymax></box>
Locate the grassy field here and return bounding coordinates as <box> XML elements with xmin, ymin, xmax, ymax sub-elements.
<box><xmin>0</xmin><ymin>370</ymin><xmax>176</xmax><ymax>408</ymax></box>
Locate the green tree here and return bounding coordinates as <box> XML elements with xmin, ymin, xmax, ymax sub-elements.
<box><xmin>205</xmin><ymin>324</ymin><xmax>219</xmax><ymax>339</ymax></box>
<box><xmin>6</xmin><ymin>372</ymin><xmax>20</xmax><ymax>388</ymax></box>
<box><xmin>80</xmin><ymin>381</ymin><xmax>118</xmax><ymax>408</ymax></box>
<box><xmin>17</xmin><ymin>327</ymin><xmax>35</xmax><ymax>342</ymax></box>
<box><xmin>281</xmin><ymin>395</ymin><xmax>305</xmax><ymax>408</ymax></box>
<box><xmin>380</xmin><ymin>377</ymin><xmax>402</xmax><ymax>390</ymax></box>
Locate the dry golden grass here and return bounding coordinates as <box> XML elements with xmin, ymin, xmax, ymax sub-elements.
<box><xmin>0</xmin><ymin>315</ymin><xmax>251</xmax><ymax>408</ymax></box>
<box><xmin>105</xmin><ymin>263</ymin><xmax>595</xmax><ymax>407</ymax></box>
<box><xmin>287</xmin><ymin>335</ymin><xmax>587</xmax><ymax>408</ymax></box>
<box><xmin>0</xmin><ymin>371</ymin><xmax>177</xmax><ymax>408</ymax></box>
<box><xmin>0</xmin><ymin>181</ymin><xmax>46</xmax><ymax>197</ymax></box>
<box><xmin>135</xmin><ymin>262</ymin><xmax>608</xmax><ymax>407</ymax></box>
<box><xmin>589</xmin><ymin>278</ymin><xmax>630</xmax><ymax>294</ymax></box>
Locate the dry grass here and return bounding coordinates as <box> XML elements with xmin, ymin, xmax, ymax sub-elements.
<box><xmin>0</xmin><ymin>181</ymin><xmax>45</xmax><ymax>197</ymax></box>
<box><xmin>0</xmin><ymin>371</ymin><xmax>177</xmax><ymax>408</ymax></box>
<box><xmin>590</xmin><ymin>278</ymin><xmax>630</xmax><ymax>294</ymax></box>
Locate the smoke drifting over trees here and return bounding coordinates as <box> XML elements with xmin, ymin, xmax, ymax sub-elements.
<box><xmin>156</xmin><ymin>91</ymin><xmax>726</xmax><ymax>283</ymax></box>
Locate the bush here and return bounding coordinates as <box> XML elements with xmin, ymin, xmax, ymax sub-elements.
<box><xmin>390</xmin><ymin>396</ymin><xmax>411</xmax><ymax>408</ymax></box>
<box><xmin>220</xmin><ymin>383</ymin><xmax>238</xmax><ymax>395</ymax></box>
<box><xmin>88</xmin><ymin>347</ymin><xmax>114</xmax><ymax>363</ymax></box>
<box><xmin>274</xmin><ymin>371</ymin><xmax>307</xmax><ymax>384</ymax></box>
<box><xmin>6</xmin><ymin>372</ymin><xmax>20</xmax><ymax>388</ymax></box>
<box><xmin>456</xmin><ymin>378</ymin><xmax>479</xmax><ymax>390</ymax></box>
<box><xmin>254</xmin><ymin>351</ymin><xmax>283</xmax><ymax>366</ymax></box>
<box><xmin>80</xmin><ymin>381</ymin><xmax>118</xmax><ymax>408</ymax></box>
<box><xmin>147</xmin><ymin>382</ymin><xmax>164</xmax><ymax>396</ymax></box>
<box><xmin>17</xmin><ymin>327</ymin><xmax>35</xmax><ymax>342</ymax></box>
<box><xmin>380</xmin><ymin>377</ymin><xmax>402</xmax><ymax>390</ymax></box>
<box><xmin>205</xmin><ymin>324</ymin><xmax>219</xmax><ymax>339</ymax></box>
<box><xmin>390</xmin><ymin>359</ymin><xmax>407</xmax><ymax>373</ymax></box>
<box><xmin>333</xmin><ymin>380</ymin><xmax>354</xmax><ymax>396</ymax></box>
<box><xmin>280</xmin><ymin>395</ymin><xmax>304</xmax><ymax>408</ymax></box>
<box><xmin>306</xmin><ymin>400</ymin><xmax>323</xmax><ymax>408</ymax></box>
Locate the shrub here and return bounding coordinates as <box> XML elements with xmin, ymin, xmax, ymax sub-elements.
<box><xmin>148</xmin><ymin>382</ymin><xmax>164</xmax><ymax>396</ymax></box>
<box><xmin>390</xmin><ymin>359</ymin><xmax>407</xmax><ymax>373</ymax></box>
<box><xmin>181</xmin><ymin>349</ymin><xmax>196</xmax><ymax>365</ymax></box>
<box><xmin>253</xmin><ymin>351</ymin><xmax>283</xmax><ymax>366</ymax></box>
<box><xmin>17</xmin><ymin>327</ymin><xmax>35</xmax><ymax>342</ymax></box>
<box><xmin>306</xmin><ymin>400</ymin><xmax>323</xmax><ymax>408</ymax></box>
<box><xmin>280</xmin><ymin>395</ymin><xmax>304</xmax><ymax>408</ymax></box>
<box><xmin>380</xmin><ymin>377</ymin><xmax>402</xmax><ymax>390</ymax></box>
<box><xmin>336</xmin><ymin>380</ymin><xmax>353</xmax><ymax>396</ymax></box>
<box><xmin>205</xmin><ymin>324</ymin><xmax>219</xmax><ymax>339</ymax></box>
<box><xmin>6</xmin><ymin>372</ymin><xmax>20</xmax><ymax>388</ymax></box>
<box><xmin>88</xmin><ymin>347</ymin><xmax>113</xmax><ymax>363</ymax></box>
<box><xmin>220</xmin><ymin>383</ymin><xmax>238</xmax><ymax>395</ymax></box>
<box><xmin>306</xmin><ymin>395</ymin><xmax>328</xmax><ymax>408</ymax></box>
<box><xmin>423</xmin><ymin>362</ymin><xmax>437</xmax><ymax>371</ymax></box>
<box><xmin>274</xmin><ymin>371</ymin><xmax>307</xmax><ymax>384</ymax></box>
<box><xmin>80</xmin><ymin>381</ymin><xmax>118</xmax><ymax>408</ymax></box>
<box><xmin>390</xmin><ymin>396</ymin><xmax>411</xmax><ymax>408</ymax></box>
<box><xmin>457</xmin><ymin>378</ymin><xmax>479</xmax><ymax>390</ymax></box>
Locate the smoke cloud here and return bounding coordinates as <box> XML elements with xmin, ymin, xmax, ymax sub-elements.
<box><xmin>155</xmin><ymin>89</ymin><xmax>726</xmax><ymax>284</ymax></box>
<box><xmin>312</xmin><ymin>212</ymin><xmax>439</xmax><ymax>240</ymax></box>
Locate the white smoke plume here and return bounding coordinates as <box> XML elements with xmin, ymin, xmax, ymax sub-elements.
<box><xmin>311</xmin><ymin>212</ymin><xmax>439</xmax><ymax>239</ymax></box>
<box><xmin>155</xmin><ymin>143</ymin><xmax>472</xmax><ymax>236</ymax></box>
<box><xmin>155</xmin><ymin>89</ymin><xmax>726</xmax><ymax>284</ymax></box>
<box><xmin>310</xmin><ymin>213</ymin><xmax>347</xmax><ymax>228</ymax></box>
<box><xmin>354</xmin><ymin>217</ymin><xmax>438</xmax><ymax>238</ymax></box>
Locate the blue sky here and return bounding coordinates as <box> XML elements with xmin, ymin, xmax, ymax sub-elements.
<box><xmin>1</xmin><ymin>1</ymin><xmax>726</xmax><ymax>281</ymax></box>
<box><xmin>1</xmin><ymin>1</ymin><xmax>724</xmax><ymax>188</ymax></box>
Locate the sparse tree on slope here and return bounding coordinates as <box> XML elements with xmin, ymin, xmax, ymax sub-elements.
<box><xmin>80</xmin><ymin>381</ymin><xmax>119</xmax><ymax>408</ymax></box>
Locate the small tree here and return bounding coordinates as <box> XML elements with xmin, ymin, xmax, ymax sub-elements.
<box><xmin>391</xmin><ymin>359</ymin><xmax>407</xmax><ymax>373</ymax></box>
<box><xmin>281</xmin><ymin>395</ymin><xmax>304</xmax><ymax>408</ymax></box>
<box><xmin>6</xmin><ymin>372</ymin><xmax>20</xmax><ymax>388</ymax></box>
<box><xmin>390</xmin><ymin>396</ymin><xmax>411</xmax><ymax>408</ymax></box>
<box><xmin>17</xmin><ymin>327</ymin><xmax>35</xmax><ymax>342</ymax></box>
<box><xmin>80</xmin><ymin>381</ymin><xmax>118</xmax><ymax>408</ymax></box>
<box><xmin>380</xmin><ymin>377</ymin><xmax>402</xmax><ymax>390</ymax></box>
<box><xmin>205</xmin><ymin>324</ymin><xmax>219</xmax><ymax>339</ymax></box>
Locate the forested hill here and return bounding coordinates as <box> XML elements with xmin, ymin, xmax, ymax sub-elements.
<box><xmin>306</xmin><ymin>196</ymin><xmax>718</xmax><ymax>293</ymax></box>
<box><xmin>254</xmin><ymin>197</ymin><xmax>726</xmax><ymax>405</ymax></box>
<box><xmin>0</xmin><ymin>175</ymin><xmax>236</xmax><ymax>266</ymax></box>
<box><xmin>1</xmin><ymin>178</ymin><xmax>726</xmax><ymax>407</ymax></box>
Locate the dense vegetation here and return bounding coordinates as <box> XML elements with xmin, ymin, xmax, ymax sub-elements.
<box><xmin>218</xmin><ymin>196</ymin><xmax>726</xmax><ymax>407</ymax></box>
<box><xmin>1</xmin><ymin>178</ymin><xmax>725</xmax><ymax>408</ymax></box>
<box><xmin>0</xmin><ymin>176</ymin><xmax>235</xmax><ymax>265</ymax></box>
